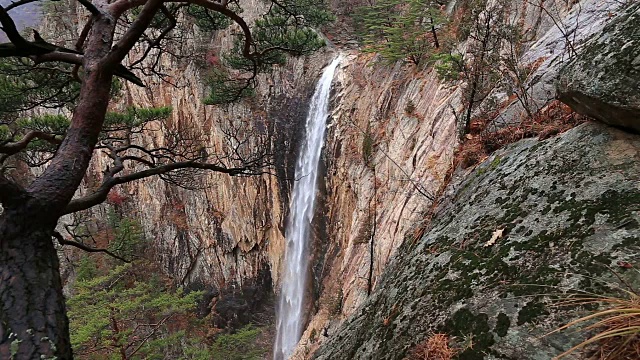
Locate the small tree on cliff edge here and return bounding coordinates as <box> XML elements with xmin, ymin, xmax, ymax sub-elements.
<box><xmin>0</xmin><ymin>0</ymin><xmax>331</xmax><ymax>358</ymax></box>
<box><xmin>356</xmin><ymin>0</ymin><xmax>446</xmax><ymax>65</ymax></box>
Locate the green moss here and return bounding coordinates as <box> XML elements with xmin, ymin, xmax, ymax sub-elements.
<box><xmin>517</xmin><ymin>300</ymin><xmax>549</xmax><ymax>326</ymax></box>
<box><xmin>551</xmin><ymin>189</ymin><xmax>640</xmax><ymax>228</ymax></box>
<box><xmin>494</xmin><ymin>313</ymin><xmax>510</xmax><ymax>337</ymax></box>
<box><xmin>443</xmin><ymin>309</ymin><xmax>494</xmax><ymax>360</ymax></box>
<box><xmin>430</xmin><ymin>179</ymin><xmax>640</xmax><ymax>312</ymax></box>
<box><xmin>530</xmin><ymin>142</ymin><xmax>545</xmax><ymax>152</ymax></box>
<box><xmin>359</xmin><ymin>125</ymin><xmax>640</xmax><ymax>359</ymax></box>
<box><xmin>559</xmin><ymin>3</ymin><xmax>640</xmax><ymax>103</ymax></box>
<box><xmin>490</xmin><ymin>156</ymin><xmax>502</xmax><ymax>169</ymax></box>
<box><xmin>362</xmin><ymin>130</ymin><xmax>374</xmax><ymax>165</ymax></box>
<box><xmin>476</xmin><ymin>155</ymin><xmax>500</xmax><ymax>175</ymax></box>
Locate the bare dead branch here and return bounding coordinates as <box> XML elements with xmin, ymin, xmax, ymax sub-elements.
<box><xmin>171</xmin><ymin>0</ymin><xmax>253</xmax><ymax>58</ymax></box>
<box><xmin>0</xmin><ymin>6</ymin><xmax>32</xmax><ymax>48</ymax></box>
<box><xmin>76</xmin><ymin>16</ymin><xmax>95</xmax><ymax>52</ymax></box>
<box><xmin>64</xmin><ymin>160</ymin><xmax>265</xmax><ymax>214</ymax></box>
<box><xmin>107</xmin><ymin>0</ymin><xmax>164</xmax><ymax>63</ymax></box>
<box><xmin>52</xmin><ymin>231</ymin><xmax>130</xmax><ymax>263</ymax></box>
<box><xmin>129</xmin><ymin>5</ymin><xmax>179</xmax><ymax>68</ymax></box>
<box><xmin>127</xmin><ymin>314</ymin><xmax>173</xmax><ymax>358</ymax></box>
<box><xmin>4</xmin><ymin>0</ymin><xmax>40</xmax><ymax>11</ymax></box>
<box><xmin>109</xmin><ymin>0</ymin><xmax>148</xmax><ymax>17</ymax></box>
<box><xmin>31</xmin><ymin>51</ymin><xmax>84</xmax><ymax>65</ymax></box>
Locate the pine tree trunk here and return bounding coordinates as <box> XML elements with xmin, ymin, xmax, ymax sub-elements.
<box><xmin>0</xmin><ymin>206</ymin><xmax>72</xmax><ymax>359</ymax></box>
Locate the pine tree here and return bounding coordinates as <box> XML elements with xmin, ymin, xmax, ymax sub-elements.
<box><xmin>68</xmin><ymin>262</ymin><xmax>204</xmax><ymax>359</ymax></box>
<box><xmin>358</xmin><ymin>0</ymin><xmax>446</xmax><ymax>65</ymax></box>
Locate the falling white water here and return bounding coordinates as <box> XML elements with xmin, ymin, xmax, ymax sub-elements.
<box><xmin>273</xmin><ymin>56</ymin><xmax>342</xmax><ymax>360</ymax></box>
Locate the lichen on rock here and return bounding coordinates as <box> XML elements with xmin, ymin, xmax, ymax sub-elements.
<box><xmin>313</xmin><ymin>122</ymin><xmax>640</xmax><ymax>359</ymax></box>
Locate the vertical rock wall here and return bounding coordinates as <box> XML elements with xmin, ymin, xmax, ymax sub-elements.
<box><xmin>113</xmin><ymin>50</ymin><xmax>333</xmax><ymax>290</ymax></box>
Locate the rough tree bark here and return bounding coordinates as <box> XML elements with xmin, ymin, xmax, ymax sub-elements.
<box><xmin>0</xmin><ymin>10</ymin><xmax>117</xmax><ymax>359</ymax></box>
<box><xmin>0</xmin><ymin>84</ymin><xmax>112</xmax><ymax>359</ymax></box>
<box><xmin>0</xmin><ymin>198</ymin><xmax>71</xmax><ymax>359</ymax></box>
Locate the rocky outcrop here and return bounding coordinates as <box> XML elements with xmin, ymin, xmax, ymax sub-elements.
<box><xmin>557</xmin><ymin>3</ymin><xmax>640</xmax><ymax>133</ymax></box>
<box><xmin>37</xmin><ymin>0</ymin><xmax>639</xmax><ymax>356</ymax></box>
<box><xmin>313</xmin><ymin>121</ymin><xmax>640</xmax><ymax>360</ymax></box>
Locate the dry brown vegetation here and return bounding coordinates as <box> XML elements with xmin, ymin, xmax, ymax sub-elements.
<box><xmin>408</xmin><ymin>99</ymin><xmax>589</xmax><ymax>247</ymax></box>
<box><xmin>406</xmin><ymin>333</ymin><xmax>457</xmax><ymax>360</ymax></box>
<box><xmin>550</xmin><ymin>284</ymin><xmax>640</xmax><ymax>360</ymax></box>
<box><xmin>456</xmin><ymin>100</ymin><xmax>588</xmax><ymax>168</ymax></box>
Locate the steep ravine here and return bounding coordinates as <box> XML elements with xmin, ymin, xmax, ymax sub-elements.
<box><xmin>42</xmin><ymin>0</ymin><xmax>639</xmax><ymax>358</ymax></box>
<box><xmin>45</xmin><ymin>1</ymin><xmax>334</xmax><ymax>294</ymax></box>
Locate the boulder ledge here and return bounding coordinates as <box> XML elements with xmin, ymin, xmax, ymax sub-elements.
<box><xmin>557</xmin><ymin>3</ymin><xmax>640</xmax><ymax>133</ymax></box>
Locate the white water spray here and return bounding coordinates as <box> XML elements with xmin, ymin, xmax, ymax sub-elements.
<box><xmin>273</xmin><ymin>56</ymin><xmax>341</xmax><ymax>360</ymax></box>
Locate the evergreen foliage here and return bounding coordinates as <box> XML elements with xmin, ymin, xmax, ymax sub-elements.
<box><xmin>0</xmin><ymin>58</ymin><xmax>79</xmax><ymax>115</ymax></box>
<box><xmin>68</xmin><ymin>262</ymin><xmax>204</xmax><ymax>359</ymax></box>
<box><xmin>206</xmin><ymin>0</ymin><xmax>332</xmax><ymax>103</ymax></box>
<box><xmin>206</xmin><ymin>325</ymin><xmax>266</xmax><ymax>360</ymax></box>
<box><xmin>203</xmin><ymin>68</ymin><xmax>256</xmax><ymax>105</ymax></box>
<box><xmin>0</xmin><ymin>106</ymin><xmax>172</xmax><ymax>161</ymax></box>
<box><xmin>75</xmin><ymin>256</ymin><xmax>98</xmax><ymax>282</ymax></box>
<box><xmin>66</xmin><ymin>212</ymin><xmax>271</xmax><ymax>359</ymax></box>
<box><xmin>68</xmin><ymin>261</ymin><xmax>270</xmax><ymax>359</ymax></box>
<box><xmin>106</xmin><ymin>210</ymin><xmax>148</xmax><ymax>262</ymax></box>
<box><xmin>430</xmin><ymin>52</ymin><xmax>463</xmax><ymax>81</ymax></box>
<box><xmin>103</xmin><ymin>106</ymin><xmax>172</xmax><ymax>131</ymax></box>
<box><xmin>356</xmin><ymin>0</ymin><xmax>446</xmax><ymax>65</ymax></box>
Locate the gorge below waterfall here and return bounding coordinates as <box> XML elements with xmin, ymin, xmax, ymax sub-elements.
<box><xmin>273</xmin><ymin>56</ymin><xmax>342</xmax><ymax>360</ymax></box>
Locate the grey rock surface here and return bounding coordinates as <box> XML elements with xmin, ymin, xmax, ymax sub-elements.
<box><xmin>313</xmin><ymin>122</ymin><xmax>640</xmax><ymax>359</ymax></box>
<box><xmin>557</xmin><ymin>3</ymin><xmax>640</xmax><ymax>132</ymax></box>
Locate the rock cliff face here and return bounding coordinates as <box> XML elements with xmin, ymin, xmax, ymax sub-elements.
<box><xmin>108</xmin><ymin>50</ymin><xmax>333</xmax><ymax>289</ymax></box>
<box><xmin>43</xmin><ymin>2</ymin><xmax>333</xmax><ymax>293</ymax></box>
<box><xmin>309</xmin><ymin>1</ymin><xmax>640</xmax><ymax>359</ymax></box>
<box><xmin>295</xmin><ymin>53</ymin><xmax>459</xmax><ymax>357</ymax></box>
<box><xmin>313</xmin><ymin>121</ymin><xmax>640</xmax><ymax>359</ymax></box>
<box><xmin>293</xmin><ymin>0</ymin><xmax>629</xmax><ymax>357</ymax></box>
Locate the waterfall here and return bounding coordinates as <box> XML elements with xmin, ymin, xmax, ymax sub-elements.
<box><xmin>273</xmin><ymin>56</ymin><xmax>341</xmax><ymax>360</ymax></box>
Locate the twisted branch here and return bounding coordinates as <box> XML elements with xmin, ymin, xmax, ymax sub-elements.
<box><xmin>52</xmin><ymin>231</ymin><xmax>130</xmax><ymax>263</ymax></box>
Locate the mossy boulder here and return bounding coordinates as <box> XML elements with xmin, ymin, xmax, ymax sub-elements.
<box><xmin>557</xmin><ymin>3</ymin><xmax>640</xmax><ymax>132</ymax></box>
<box><xmin>313</xmin><ymin>122</ymin><xmax>640</xmax><ymax>359</ymax></box>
